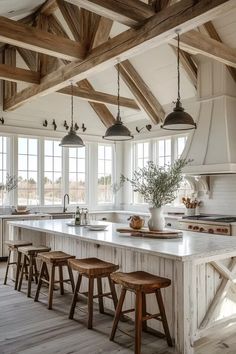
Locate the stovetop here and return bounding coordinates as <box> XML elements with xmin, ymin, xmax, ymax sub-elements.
<box><xmin>182</xmin><ymin>215</ymin><xmax>236</xmax><ymax>223</ymax></box>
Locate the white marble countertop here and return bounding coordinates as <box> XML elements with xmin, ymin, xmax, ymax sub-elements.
<box><xmin>8</xmin><ymin>219</ymin><xmax>236</xmax><ymax>261</ymax></box>
<box><xmin>0</xmin><ymin>213</ymin><xmax>50</xmax><ymax>219</ymax></box>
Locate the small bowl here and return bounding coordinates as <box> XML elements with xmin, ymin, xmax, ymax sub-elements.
<box><xmin>16</xmin><ymin>205</ymin><xmax>27</xmax><ymax>212</ymax></box>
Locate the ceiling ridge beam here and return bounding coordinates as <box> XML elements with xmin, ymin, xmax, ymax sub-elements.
<box><xmin>66</xmin><ymin>0</ymin><xmax>155</xmax><ymax>28</ymax></box>
<box><xmin>0</xmin><ymin>15</ymin><xmax>86</xmax><ymax>62</ymax></box>
<box><xmin>4</xmin><ymin>0</ymin><xmax>235</xmax><ymax>111</ymax></box>
<box><xmin>58</xmin><ymin>86</ymin><xmax>140</xmax><ymax>110</ymax></box>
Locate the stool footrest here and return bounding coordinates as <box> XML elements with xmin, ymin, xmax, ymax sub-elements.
<box><xmin>122</xmin><ymin>308</ymin><xmax>135</xmax><ymax>315</ymax></box>
<box><xmin>143</xmin><ymin>312</ymin><xmax>161</xmax><ymax>321</ymax></box>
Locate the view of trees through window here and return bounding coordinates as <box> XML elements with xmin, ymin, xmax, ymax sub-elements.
<box><xmin>134</xmin><ymin>142</ymin><xmax>149</xmax><ymax>204</ymax></box>
<box><xmin>18</xmin><ymin>137</ymin><xmax>38</xmax><ymax>205</ymax></box>
<box><xmin>44</xmin><ymin>140</ymin><xmax>62</xmax><ymax>205</ymax></box>
<box><xmin>0</xmin><ymin>136</ymin><xmax>7</xmax><ymax>205</ymax></box>
<box><xmin>69</xmin><ymin>147</ymin><xmax>86</xmax><ymax>204</ymax></box>
<box><xmin>98</xmin><ymin>145</ymin><xmax>113</xmax><ymax>203</ymax></box>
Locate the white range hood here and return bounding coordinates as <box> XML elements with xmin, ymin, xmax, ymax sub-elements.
<box><xmin>182</xmin><ymin>60</ymin><xmax>236</xmax><ymax>175</ymax></box>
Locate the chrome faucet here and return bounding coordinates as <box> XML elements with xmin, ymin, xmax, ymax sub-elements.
<box><xmin>63</xmin><ymin>194</ymin><xmax>70</xmax><ymax>213</ymax></box>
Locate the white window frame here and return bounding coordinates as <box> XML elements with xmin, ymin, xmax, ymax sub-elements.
<box><xmin>97</xmin><ymin>143</ymin><xmax>114</xmax><ymax>205</ymax></box>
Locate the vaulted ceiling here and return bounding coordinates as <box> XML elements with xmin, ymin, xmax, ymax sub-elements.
<box><xmin>0</xmin><ymin>0</ymin><xmax>235</xmax><ymax>135</ymax></box>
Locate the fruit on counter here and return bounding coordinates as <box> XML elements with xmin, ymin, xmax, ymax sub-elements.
<box><xmin>128</xmin><ymin>215</ymin><xmax>145</xmax><ymax>230</ymax></box>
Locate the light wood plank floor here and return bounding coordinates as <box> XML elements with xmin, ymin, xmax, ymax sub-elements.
<box><xmin>1</xmin><ymin>263</ymin><xmax>236</xmax><ymax>354</ymax></box>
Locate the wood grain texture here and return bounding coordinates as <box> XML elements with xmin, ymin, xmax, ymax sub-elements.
<box><xmin>119</xmin><ymin>60</ymin><xmax>165</xmax><ymax>124</ymax></box>
<box><xmin>56</xmin><ymin>0</ymin><xmax>81</xmax><ymax>42</ymax></box>
<box><xmin>204</xmin><ymin>21</ymin><xmax>236</xmax><ymax>82</ymax></box>
<box><xmin>3</xmin><ymin>47</ymin><xmax>17</xmax><ymax>104</ymax></box>
<box><xmin>0</xmin><ymin>15</ymin><xmax>86</xmax><ymax>61</ymax></box>
<box><xmin>0</xmin><ymin>63</ymin><xmax>40</xmax><ymax>84</ymax></box>
<box><xmin>4</xmin><ymin>0</ymin><xmax>236</xmax><ymax>111</ymax></box>
<box><xmin>58</xmin><ymin>85</ymin><xmax>140</xmax><ymax>110</ymax></box>
<box><xmin>67</xmin><ymin>0</ymin><xmax>155</xmax><ymax>27</ymax></box>
<box><xmin>90</xmin><ymin>16</ymin><xmax>113</xmax><ymax>49</ymax></box>
<box><xmin>171</xmin><ymin>30</ymin><xmax>236</xmax><ymax>68</ymax></box>
<box><xmin>16</xmin><ymin>47</ymin><xmax>38</xmax><ymax>71</ymax></box>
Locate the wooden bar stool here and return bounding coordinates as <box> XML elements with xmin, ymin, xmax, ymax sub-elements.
<box><xmin>4</xmin><ymin>240</ymin><xmax>33</xmax><ymax>289</ymax></box>
<box><xmin>68</xmin><ymin>257</ymin><xmax>119</xmax><ymax>329</ymax></box>
<box><xmin>110</xmin><ymin>271</ymin><xmax>173</xmax><ymax>354</ymax></box>
<box><xmin>17</xmin><ymin>245</ymin><xmax>51</xmax><ymax>297</ymax></box>
<box><xmin>34</xmin><ymin>251</ymin><xmax>75</xmax><ymax>309</ymax></box>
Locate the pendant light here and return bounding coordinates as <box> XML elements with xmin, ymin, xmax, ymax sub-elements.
<box><xmin>59</xmin><ymin>83</ymin><xmax>85</xmax><ymax>148</ymax></box>
<box><xmin>103</xmin><ymin>63</ymin><xmax>133</xmax><ymax>141</ymax></box>
<box><xmin>161</xmin><ymin>31</ymin><xmax>197</xmax><ymax>131</ymax></box>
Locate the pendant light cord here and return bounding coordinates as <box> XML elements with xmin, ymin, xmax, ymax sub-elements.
<box><xmin>177</xmin><ymin>33</ymin><xmax>180</xmax><ymax>102</ymax></box>
<box><xmin>71</xmin><ymin>82</ymin><xmax>74</xmax><ymax>129</ymax></box>
<box><xmin>117</xmin><ymin>63</ymin><xmax>121</xmax><ymax>122</ymax></box>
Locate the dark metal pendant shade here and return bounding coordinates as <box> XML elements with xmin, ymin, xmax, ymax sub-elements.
<box><xmin>60</xmin><ymin>83</ymin><xmax>85</xmax><ymax>148</ymax></box>
<box><xmin>103</xmin><ymin>63</ymin><xmax>134</xmax><ymax>141</ymax></box>
<box><xmin>161</xmin><ymin>99</ymin><xmax>196</xmax><ymax>130</ymax></box>
<box><xmin>103</xmin><ymin>119</ymin><xmax>133</xmax><ymax>141</ymax></box>
<box><xmin>161</xmin><ymin>32</ymin><xmax>196</xmax><ymax>131</ymax></box>
<box><xmin>60</xmin><ymin>127</ymin><xmax>85</xmax><ymax>147</ymax></box>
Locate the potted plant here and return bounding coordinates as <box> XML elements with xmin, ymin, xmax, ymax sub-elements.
<box><xmin>121</xmin><ymin>159</ymin><xmax>189</xmax><ymax>230</ymax></box>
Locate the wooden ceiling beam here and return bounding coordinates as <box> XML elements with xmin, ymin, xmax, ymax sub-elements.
<box><xmin>66</xmin><ymin>0</ymin><xmax>155</xmax><ymax>28</ymax></box>
<box><xmin>171</xmin><ymin>30</ymin><xmax>236</xmax><ymax>68</ymax></box>
<box><xmin>0</xmin><ymin>64</ymin><xmax>40</xmax><ymax>84</ymax></box>
<box><xmin>3</xmin><ymin>48</ymin><xmax>17</xmax><ymax>103</ymax></box>
<box><xmin>40</xmin><ymin>0</ymin><xmax>58</xmax><ymax>16</ymax></box>
<box><xmin>53</xmin><ymin>5</ymin><xmax>116</xmax><ymax>127</ymax></box>
<box><xmin>204</xmin><ymin>21</ymin><xmax>236</xmax><ymax>82</ymax></box>
<box><xmin>56</xmin><ymin>0</ymin><xmax>81</xmax><ymax>42</ymax></box>
<box><xmin>0</xmin><ymin>16</ymin><xmax>86</xmax><ymax>62</ymax></box>
<box><xmin>90</xmin><ymin>17</ymin><xmax>113</xmax><ymax>49</ymax></box>
<box><xmin>58</xmin><ymin>86</ymin><xmax>140</xmax><ymax>110</ymax></box>
<box><xmin>118</xmin><ymin>60</ymin><xmax>165</xmax><ymax>124</ymax></box>
<box><xmin>4</xmin><ymin>0</ymin><xmax>235</xmax><ymax>111</ymax></box>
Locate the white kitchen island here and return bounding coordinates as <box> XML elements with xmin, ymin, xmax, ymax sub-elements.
<box><xmin>8</xmin><ymin>219</ymin><xmax>236</xmax><ymax>354</ymax></box>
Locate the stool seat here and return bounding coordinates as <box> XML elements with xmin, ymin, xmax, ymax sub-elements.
<box><xmin>18</xmin><ymin>245</ymin><xmax>51</xmax><ymax>256</ymax></box>
<box><xmin>69</xmin><ymin>257</ymin><xmax>119</xmax><ymax>277</ymax></box>
<box><xmin>111</xmin><ymin>271</ymin><xmax>171</xmax><ymax>292</ymax></box>
<box><xmin>38</xmin><ymin>251</ymin><xmax>75</xmax><ymax>263</ymax></box>
<box><xmin>5</xmin><ymin>240</ymin><xmax>32</xmax><ymax>249</ymax></box>
<box><xmin>35</xmin><ymin>250</ymin><xmax>75</xmax><ymax>309</ymax></box>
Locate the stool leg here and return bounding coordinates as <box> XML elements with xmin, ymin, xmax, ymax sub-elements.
<box><xmin>4</xmin><ymin>249</ymin><xmax>12</xmax><ymax>285</ymax></box>
<box><xmin>14</xmin><ymin>251</ymin><xmax>21</xmax><ymax>290</ymax></box>
<box><xmin>135</xmin><ymin>291</ymin><xmax>143</xmax><ymax>354</ymax></box>
<box><xmin>59</xmin><ymin>265</ymin><xmax>64</xmax><ymax>295</ymax></box>
<box><xmin>18</xmin><ymin>255</ymin><xmax>27</xmax><ymax>292</ymax></box>
<box><xmin>97</xmin><ymin>277</ymin><xmax>104</xmax><ymax>314</ymax></box>
<box><xmin>69</xmin><ymin>273</ymin><xmax>82</xmax><ymax>319</ymax></box>
<box><xmin>88</xmin><ymin>277</ymin><xmax>94</xmax><ymax>329</ymax></box>
<box><xmin>142</xmin><ymin>292</ymin><xmax>147</xmax><ymax>332</ymax></box>
<box><xmin>67</xmin><ymin>264</ymin><xmax>75</xmax><ymax>292</ymax></box>
<box><xmin>33</xmin><ymin>257</ymin><xmax>38</xmax><ymax>284</ymax></box>
<box><xmin>155</xmin><ymin>289</ymin><xmax>172</xmax><ymax>347</ymax></box>
<box><xmin>48</xmin><ymin>264</ymin><xmax>55</xmax><ymax>310</ymax></box>
<box><xmin>108</xmin><ymin>275</ymin><xmax>118</xmax><ymax>310</ymax></box>
<box><xmin>27</xmin><ymin>255</ymin><xmax>34</xmax><ymax>297</ymax></box>
<box><xmin>35</xmin><ymin>261</ymin><xmax>46</xmax><ymax>302</ymax></box>
<box><xmin>110</xmin><ymin>287</ymin><xmax>126</xmax><ymax>341</ymax></box>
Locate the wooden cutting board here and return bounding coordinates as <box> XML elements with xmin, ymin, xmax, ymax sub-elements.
<box><xmin>116</xmin><ymin>228</ymin><xmax>182</xmax><ymax>239</ymax></box>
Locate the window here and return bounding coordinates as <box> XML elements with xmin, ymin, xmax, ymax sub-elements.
<box><xmin>0</xmin><ymin>136</ymin><xmax>8</xmax><ymax>205</ymax></box>
<box><xmin>157</xmin><ymin>138</ymin><xmax>171</xmax><ymax>167</ymax></box>
<box><xmin>44</xmin><ymin>140</ymin><xmax>62</xmax><ymax>205</ymax></box>
<box><xmin>134</xmin><ymin>142</ymin><xmax>150</xmax><ymax>204</ymax></box>
<box><xmin>177</xmin><ymin>136</ymin><xmax>187</xmax><ymax>158</ymax></box>
<box><xmin>98</xmin><ymin>145</ymin><xmax>113</xmax><ymax>203</ymax></box>
<box><xmin>69</xmin><ymin>147</ymin><xmax>86</xmax><ymax>204</ymax></box>
<box><xmin>18</xmin><ymin>137</ymin><xmax>38</xmax><ymax>205</ymax></box>
<box><xmin>136</xmin><ymin>142</ymin><xmax>149</xmax><ymax>168</ymax></box>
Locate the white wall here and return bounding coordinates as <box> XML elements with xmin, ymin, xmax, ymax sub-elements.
<box><xmin>200</xmin><ymin>175</ymin><xmax>236</xmax><ymax>215</ymax></box>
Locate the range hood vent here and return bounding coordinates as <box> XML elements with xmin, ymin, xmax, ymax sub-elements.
<box><xmin>182</xmin><ymin>60</ymin><xmax>236</xmax><ymax>175</ymax></box>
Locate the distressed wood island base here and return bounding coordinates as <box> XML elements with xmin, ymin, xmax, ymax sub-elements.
<box><xmin>8</xmin><ymin>219</ymin><xmax>236</xmax><ymax>354</ymax></box>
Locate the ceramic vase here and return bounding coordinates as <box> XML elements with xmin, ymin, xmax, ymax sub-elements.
<box><xmin>148</xmin><ymin>207</ymin><xmax>165</xmax><ymax>231</ymax></box>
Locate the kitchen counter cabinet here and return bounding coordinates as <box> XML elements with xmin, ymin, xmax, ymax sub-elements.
<box><xmin>9</xmin><ymin>219</ymin><xmax>236</xmax><ymax>354</ymax></box>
